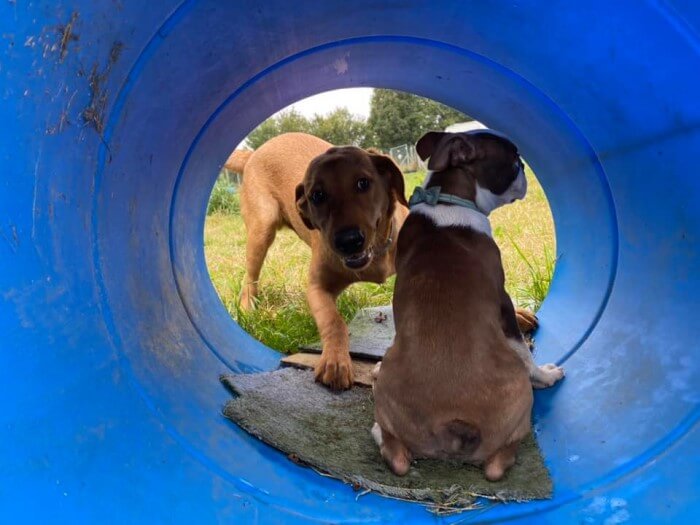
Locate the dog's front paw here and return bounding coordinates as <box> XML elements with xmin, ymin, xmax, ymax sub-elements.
<box><xmin>532</xmin><ymin>363</ymin><xmax>565</xmax><ymax>389</ymax></box>
<box><xmin>314</xmin><ymin>351</ymin><xmax>354</xmax><ymax>390</ymax></box>
<box><xmin>515</xmin><ymin>308</ymin><xmax>538</xmax><ymax>334</ymax></box>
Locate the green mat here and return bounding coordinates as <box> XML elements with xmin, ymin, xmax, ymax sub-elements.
<box><xmin>221</xmin><ymin>368</ymin><xmax>552</xmax><ymax>514</ymax></box>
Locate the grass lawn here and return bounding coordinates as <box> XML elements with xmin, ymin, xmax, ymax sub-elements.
<box><xmin>204</xmin><ymin>168</ymin><xmax>555</xmax><ymax>353</ymax></box>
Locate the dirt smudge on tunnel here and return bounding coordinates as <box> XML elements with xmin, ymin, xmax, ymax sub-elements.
<box><xmin>81</xmin><ymin>40</ymin><xmax>123</xmax><ymax>137</ymax></box>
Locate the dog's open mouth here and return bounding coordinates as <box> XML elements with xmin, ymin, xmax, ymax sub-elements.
<box><xmin>343</xmin><ymin>251</ymin><xmax>371</xmax><ymax>269</ymax></box>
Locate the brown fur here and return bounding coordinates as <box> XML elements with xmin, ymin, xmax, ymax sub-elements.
<box><xmin>373</xmin><ymin>132</ymin><xmax>544</xmax><ymax>480</ymax></box>
<box><xmin>373</xmin><ymin>216</ymin><xmax>533</xmax><ymax>480</ymax></box>
<box><xmin>238</xmin><ymin>133</ymin><xmax>408</xmax><ymax>389</ymax></box>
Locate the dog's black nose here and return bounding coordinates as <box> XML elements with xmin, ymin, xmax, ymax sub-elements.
<box><xmin>334</xmin><ymin>227</ymin><xmax>365</xmax><ymax>255</ymax></box>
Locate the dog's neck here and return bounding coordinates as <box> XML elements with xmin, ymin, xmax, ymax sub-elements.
<box><xmin>424</xmin><ymin>167</ymin><xmax>477</xmax><ymax>202</ymax></box>
<box><xmin>373</xmin><ymin>216</ymin><xmax>396</xmax><ymax>259</ymax></box>
<box><xmin>411</xmin><ymin>169</ymin><xmax>492</xmax><ymax>237</ymax></box>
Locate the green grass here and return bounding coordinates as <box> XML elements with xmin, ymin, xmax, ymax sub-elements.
<box><xmin>204</xmin><ymin>167</ymin><xmax>556</xmax><ymax>352</ymax></box>
<box><xmin>207</xmin><ymin>177</ymin><xmax>240</xmax><ymax>215</ymax></box>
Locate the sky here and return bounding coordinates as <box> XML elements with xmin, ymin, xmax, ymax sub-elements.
<box><xmin>234</xmin><ymin>88</ymin><xmax>374</xmax><ymax>149</ymax></box>
<box><xmin>280</xmin><ymin>87</ymin><xmax>374</xmax><ymax>119</ymax></box>
<box><xmin>237</xmin><ymin>87</ymin><xmax>478</xmax><ymax>149</ymax></box>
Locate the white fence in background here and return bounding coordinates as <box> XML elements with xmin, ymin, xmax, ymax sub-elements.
<box><xmin>389</xmin><ymin>144</ymin><xmax>426</xmax><ymax>173</ymax></box>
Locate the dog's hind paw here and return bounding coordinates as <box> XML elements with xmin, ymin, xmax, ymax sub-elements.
<box><xmin>239</xmin><ymin>287</ymin><xmax>258</xmax><ymax>311</ymax></box>
<box><xmin>515</xmin><ymin>308</ymin><xmax>539</xmax><ymax>334</ymax></box>
<box><xmin>531</xmin><ymin>363</ymin><xmax>565</xmax><ymax>389</ymax></box>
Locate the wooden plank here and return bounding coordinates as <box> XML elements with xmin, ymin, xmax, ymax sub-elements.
<box><xmin>281</xmin><ymin>352</ymin><xmax>377</xmax><ymax>387</ymax></box>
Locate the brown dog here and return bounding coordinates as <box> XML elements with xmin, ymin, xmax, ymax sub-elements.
<box><xmin>372</xmin><ymin>130</ymin><xmax>564</xmax><ymax>480</ymax></box>
<box><xmin>238</xmin><ymin>132</ymin><xmax>408</xmax><ymax>389</ymax></box>
<box><xmin>237</xmin><ymin>132</ymin><xmax>539</xmax><ymax>390</ymax></box>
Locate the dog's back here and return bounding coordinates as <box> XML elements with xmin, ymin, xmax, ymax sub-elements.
<box><xmin>240</xmin><ymin>132</ymin><xmax>332</xmax><ymax>243</ymax></box>
<box><xmin>374</xmin><ymin>215</ymin><xmax>532</xmax><ymax>464</ymax></box>
<box><xmin>373</xmin><ymin>130</ymin><xmax>541</xmax><ymax>480</ymax></box>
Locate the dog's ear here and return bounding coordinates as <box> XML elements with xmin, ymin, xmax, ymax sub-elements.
<box><xmin>369</xmin><ymin>153</ymin><xmax>408</xmax><ymax>208</ymax></box>
<box><xmin>416</xmin><ymin>132</ymin><xmax>477</xmax><ymax>172</ymax></box>
<box><xmin>295</xmin><ymin>183</ymin><xmax>315</xmax><ymax>230</ymax></box>
<box><xmin>415</xmin><ymin>131</ymin><xmax>446</xmax><ymax>161</ymax></box>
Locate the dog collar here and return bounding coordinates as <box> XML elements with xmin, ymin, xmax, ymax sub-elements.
<box><xmin>408</xmin><ymin>186</ymin><xmax>481</xmax><ymax>213</ymax></box>
<box><xmin>373</xmin><ymin>218</ymin><xmax>395</xmax><ymax>258</ymax></box>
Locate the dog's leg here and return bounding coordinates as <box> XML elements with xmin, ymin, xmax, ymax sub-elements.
<box><xmin>507</xmin><ymin>337</ymin><xmax>565</xmax><ymax>388</ymax></box>
<box><xmin>307</xmin><ymin>279</ymin><xmax>353</xmax><ymax>390</ymax></box>
<box><xmin>372</xmin><ymin>423</ymin><xmax>412</xmax><ymax>476</ymax></box>
<box><xmin>371</xmin><ymin>361</ymin><xmax>382</xmax><ymax>380</ymax></box>
<box><xmin>514</xmin><ymin>307</ymin><xmax>538</xmax><ymax>334</ymax></box>
<box><xmin>501</xmin><ymin>290</ymin><xmax>564</xmax><ymax>388</ymax></box>
<box><xmin>239</xmin><ymin>220</ymin><xmax>277</xmax><ymax>311</ymax></box>
<box><xmin>484</xmin><ymin>441</ymin><xmax>519</xmax><ymax>481</ymax></box>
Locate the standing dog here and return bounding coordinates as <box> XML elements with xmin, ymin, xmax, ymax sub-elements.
<box><xmin>239</xmin><ymin>133</ymin><xmax>409</xmax><ymax>389</ymax></box>
<box><xmin>238</xmin><ymin>132</ymin><xmax>538</xmax><ymax>390</ymax></box>
<box><xmin>372</xmin><ymin>131</ymin><xmax>564</xmax><ymax>480</ymax></box>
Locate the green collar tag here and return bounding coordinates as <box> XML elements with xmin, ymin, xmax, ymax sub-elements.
<box><xmin>408</xmin><ymin>186</ymin><xmax>481</xmax><ymax>213</ymax></box>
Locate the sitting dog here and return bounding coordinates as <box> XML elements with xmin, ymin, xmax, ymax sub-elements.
<box><xmin>238</xmin><ymin>132</ymin><xmax>539</xmax><ymax>390</ymax></box>
<box><xmin>372</xmin><ymin>130</ymin><xmax>565</xmax><ymax>480</ymax></box>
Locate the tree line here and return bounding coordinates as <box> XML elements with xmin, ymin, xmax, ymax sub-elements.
<box><xmin>245</xmin><ymin>89</ymin><xmax>471</xmax><ymax>151</ymax></box>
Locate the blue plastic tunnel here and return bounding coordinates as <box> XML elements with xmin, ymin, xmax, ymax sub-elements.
<box><xmin>2</xmin><ymin>1</ymin><xmax>699</xmax><ymax>523</ymax></box>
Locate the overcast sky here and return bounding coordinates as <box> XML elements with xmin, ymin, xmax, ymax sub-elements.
<box><xmin>282</xmin><ymin>87</ymin><xmax>374</xmax><ymax>119</ymax></box>
<box><xmin>234</xmin><ymin>88</ymin><xmax>374</xmax><ymax>149</ymax></box>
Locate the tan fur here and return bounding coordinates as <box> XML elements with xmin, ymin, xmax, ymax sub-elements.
<box><xmin>238</xmin><ymin>133</ymin><xmax>408</xmax><ymax>389</ymax></box>
<box><xmin>224</xmin><ymin>149</ymin><xmax>253</xmax><ymax>173</ymax></box>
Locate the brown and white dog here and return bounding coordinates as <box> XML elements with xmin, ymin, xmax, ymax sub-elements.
<box><xmin>372</xmin><ymin>130</ymin><xmax>564</xmax><ymax>480</ymax></box>
<box><xmin>237</xmin><ymin>132</ymin><xmax>538</xmax><ymax>390</ymax></box>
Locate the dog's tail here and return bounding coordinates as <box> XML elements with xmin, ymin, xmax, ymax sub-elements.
<box><xmin>224</xmin><ymin>149</ymin><xmax>253</xmax><ymax>174</ymax></box>
<box><xmin>441</xmin><ymin>419</ymin><xmax>481</xmax><ymax>455</ymax></box>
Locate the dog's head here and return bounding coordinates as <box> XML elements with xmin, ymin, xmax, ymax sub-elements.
<box><xmin>416</xmin><ymin>131</ymin><xmax>526</xmax><ymax>214</ymax></box>
<box><xmin>295</xmin><ymin>146</ymin><xmax>408</xmax><ymax>270</ymax></box>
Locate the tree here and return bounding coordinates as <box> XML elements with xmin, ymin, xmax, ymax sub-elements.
<box><xmin>365</xmin><ymin>89</ymin><xmax>471</xmax><ymax>150</ymax></box>
<box><xmin>308</xmin><ymin>108</ymin><xmax>367</xmax><ymax>146</ymax></box>
<box><xmin>245</xmin><ymin>108</ymin><xmax>366</xmax><ymax>149</ymax></box>
<box><xmin>245</xmin><ymin>89</ymin><xmax>470</xmax><ymax>151</ymax></box>
<box><xmin>245</xmin><ymin>109</ymin><xmax>311</xmax><ymax>149</ymax></box>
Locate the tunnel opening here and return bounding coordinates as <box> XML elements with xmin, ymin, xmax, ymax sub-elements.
<box><xmin>202</xmin><ymin>88</ymin><xmax>557</xmax><ymax>355</ymax></box>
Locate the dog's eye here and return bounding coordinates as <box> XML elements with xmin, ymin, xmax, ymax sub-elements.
<box><xmin>310</xmin><ymin>190</ymin><xmax>327</xmax><ymax>206</ymax></box>
<box><xmin>356</xmin><ymin>178</ymin><xmax>370</xmax><ymax>192</ymax></box>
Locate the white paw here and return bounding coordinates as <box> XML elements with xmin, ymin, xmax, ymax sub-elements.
<box><xmin>532</xmin><ymin>363</ymin><xmax>565</xmax><ymax>389</ymax></box>
<box><xmin>371</xmin><ymin>361</ymin><xmax>382</xmax><ymax>380</ymax></box>
<box><xmin>371</xmin><ymin>422</ymin><xmax>383</xmax><ymax>447</ymax></box>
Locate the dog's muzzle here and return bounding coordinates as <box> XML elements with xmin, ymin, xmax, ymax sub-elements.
<box><xmin>343</xmin><ymin>250</ymin><xmax>371</xmax><ymax>269</ymax></box>
<box><xmin>334</xmin><ymin>227</ymin><xmax>365</xmax><ymax>254</ymax></box>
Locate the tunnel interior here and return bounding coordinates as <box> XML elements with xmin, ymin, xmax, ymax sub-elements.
<box><xmin>2</xmin><ymin>2</ymin><xmax>699</xmax><ymax>523</ymax></box>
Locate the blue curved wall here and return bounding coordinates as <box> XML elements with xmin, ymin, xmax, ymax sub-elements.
<box><xmin>1</xmin><ymin>1</ymin><xmax>699</xmax><ymax>523</ymax></box>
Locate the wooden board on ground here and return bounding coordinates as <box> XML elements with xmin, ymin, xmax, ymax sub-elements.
<box><xmin>298</xmin><ymin>305</ymin><xmax>394</xmax><ymax>361</ymax></box>
<box><xmin>281</xmin><ymin>352</ymin><xmax>376</xmax><ymax>387</ymax></box>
